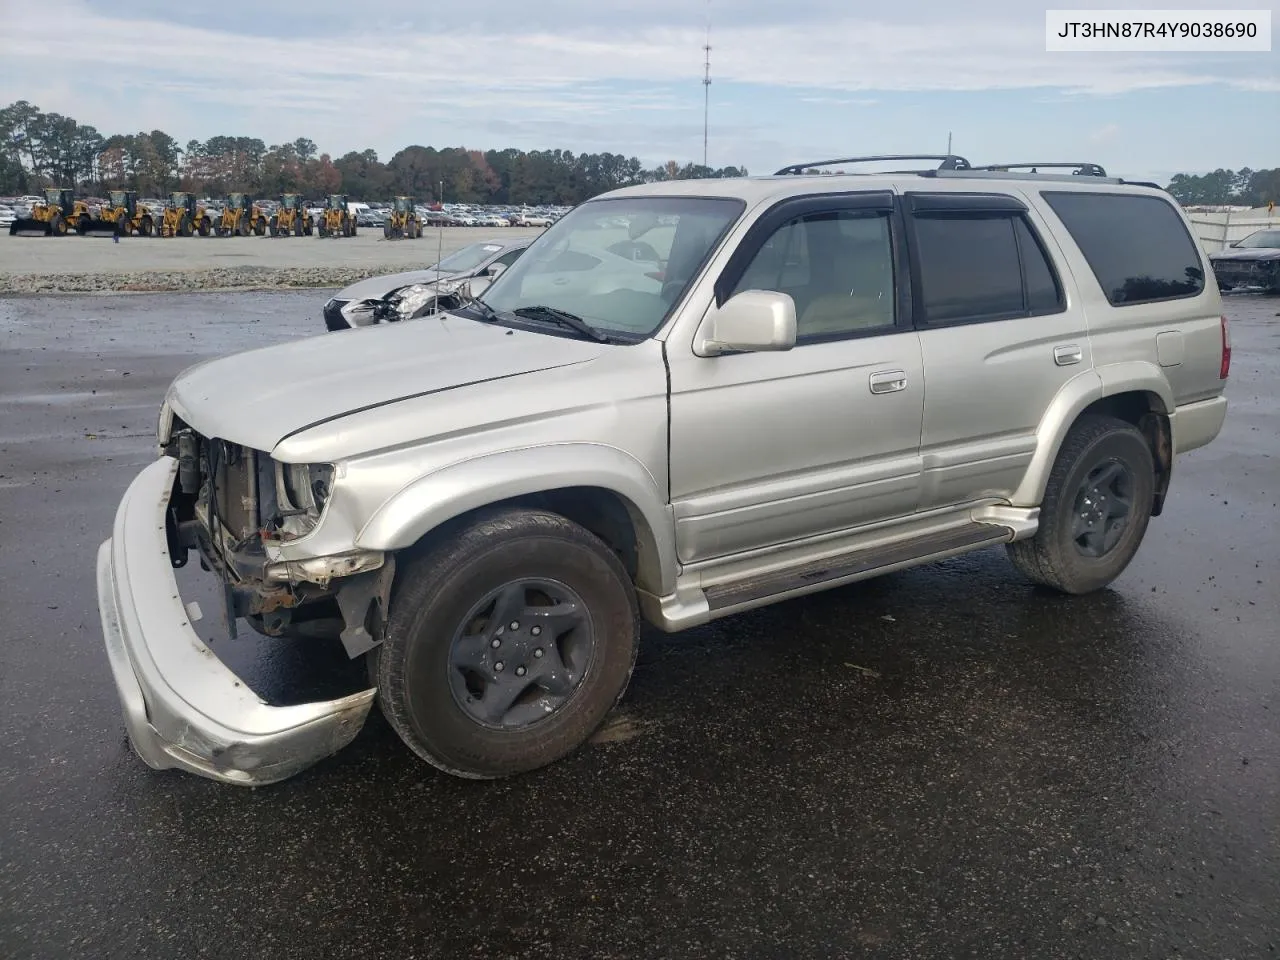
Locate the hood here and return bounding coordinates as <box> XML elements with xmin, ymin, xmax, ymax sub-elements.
<box><xmin>166</xmin><ymin>314</ymin><xmax>608</xmax><ymax>453</ymax></box>
<box><xmin>1211</xmin><ymin>247</ymin><xmax>1280</xmax><ymax>262</ymax></box>
<box><xmin>335</xmin><ymin>268</ymin><xmax>467</xmax><ymax>301</ymax></box>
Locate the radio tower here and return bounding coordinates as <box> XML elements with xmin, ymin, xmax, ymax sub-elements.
<box><xmin>702</xmin><ymin>7</ymin><xmax>712</xmax><ymax>170</ymax></box>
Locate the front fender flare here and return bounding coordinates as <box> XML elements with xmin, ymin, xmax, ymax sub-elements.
<box><xmin>355</xmin><ymin>443</ymin><xmax>677</xmax><ymax>595</ymax></box>
<box><xmin>1011</xmin><ymin>363</ymin><xmax>1174</xmax><ymax>507</ymax></box>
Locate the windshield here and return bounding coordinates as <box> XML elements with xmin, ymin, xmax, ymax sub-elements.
<box><xmin>1235</xmin><ymin>229</ymin><xmax>1280</xmax><ymax>248</ymax></box>
<box><xmin>430</xmin><ymin>242</ymin><xmax>509</xmax><ymax>274</ymax></box>
<box><xmin>479</xmin><ymin>196</ymin><xmax>744</xmax><ymax>337</ymax></box>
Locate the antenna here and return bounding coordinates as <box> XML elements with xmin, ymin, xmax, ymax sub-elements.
<box><xmin>702</xmin><ymin>3</ymin><xmax>712</xmax><ymax>170</ymax></box>
<box><xmin>433</xmin><ymin>178</ymin><xmax>444</xmax><ymax>315</ymax></box>
<box><xmin>947</xmin><ymin>131</ymin><xmax>952</xmax><ymax>154</ymax></box>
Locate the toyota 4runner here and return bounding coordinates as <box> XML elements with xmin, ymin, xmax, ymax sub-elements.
<box><xmin>97</xmin><ymin>154</ymin><xmax>1231</xmax><ymax>786</ymax></box>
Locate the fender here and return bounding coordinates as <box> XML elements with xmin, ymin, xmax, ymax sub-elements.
<box><xmin>355</xmin><ymin>443</ymin><xmax>678</xmax><ymax>595</ymax></box>
<box><xmin>1011</xmin><ymin>362</ymin><xmax>1174</xmax><ymax>507</ymax></box>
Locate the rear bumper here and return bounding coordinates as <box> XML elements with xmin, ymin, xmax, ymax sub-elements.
<box><xmin>97</xmin><ymin>457</ymin><xmax>376</xmax><ymax>786</ymax></box>
<box><xmin>1173</xmin><ymin>395</ymin><xmax>1228</xmax><ymax>455</ymax></box>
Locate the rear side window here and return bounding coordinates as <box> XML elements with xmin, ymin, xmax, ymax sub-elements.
<box><xmin>910</xmin><ymin>213</ymin><xmax>1064</xmax><ymax>324</ymax></box>
<box><xmin>1041</xmin><ymin>192</ymin><xmax>1205</xmax><ymax>306</ymax></box>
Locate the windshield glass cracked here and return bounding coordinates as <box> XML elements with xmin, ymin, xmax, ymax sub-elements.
<box><xmin>479</xmin><ymin>196</ymin><xmax>744</xmax><ymax>339</ymax></box>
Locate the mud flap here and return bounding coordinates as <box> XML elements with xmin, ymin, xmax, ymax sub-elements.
<box><xmin>335</xmin><ymin>556</ymin><xmax>396</xmax><ymax>658</ymax></box>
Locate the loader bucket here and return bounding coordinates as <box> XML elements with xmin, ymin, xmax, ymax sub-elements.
<box><xmin>10</xmin><ymin>217</ymin><xmax>54</xmax><ymax>237</ymax></box>
<box><xmin>80</xmin><ymin>218</ymin><xmax>120</xmax><ymax>238</ymax></box>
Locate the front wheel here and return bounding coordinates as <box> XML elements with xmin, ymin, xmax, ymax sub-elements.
<box><xmin>371</xmin><ymin>508</ymin><xmax>640</xmax><ymax>779</ymax></box>
<box><xmin>1007</xmin><ymin>414</ymin><xmax>1155</xmax><ymax>594</ymax></box>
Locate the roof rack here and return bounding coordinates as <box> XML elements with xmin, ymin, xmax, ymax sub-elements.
<box><xmin>970</xmin><ymin>162</ymin><xmax>1108</xmax><ymax>177</ymax></box>
<box><xmin>774</xmin><ymin>154</ymin><xmax>972</xmax><ymax>176</ymax></box>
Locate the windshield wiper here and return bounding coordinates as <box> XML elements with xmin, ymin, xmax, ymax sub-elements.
<box><xmin>512</xmin><ymin>305</ymin><xmax>610</xmax><ymax>342</ymax></box>
<box><xmin>461</xmin><ymin>298</ymin><xmax>503</xmax><ymax>322</ymax></box>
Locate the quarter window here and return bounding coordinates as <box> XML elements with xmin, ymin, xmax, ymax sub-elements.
<box><xmin>730</xmin><ymin>210</ymin><xmax>896</xmax><ymax>340</ymax></box>
<box><xmin>910</xmin><ymin>212</ymin><xmax>1064</xmax><ymax>324</ymax></box>
<box><xmin>1041</xmin><ymin>192</ymin><xmax>1205</xmax><ymax>306</ymax></box>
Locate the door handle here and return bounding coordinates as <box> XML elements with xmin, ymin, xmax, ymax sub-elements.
<box><xmin>1053</xmin><ymin>344</ymin><xmax>1083</xmax><ymax>366</ymax></box>
<box><xmin>869</xmin><ymin>370</ymin><xmax>907</xmax><ymax>394</ymax></box>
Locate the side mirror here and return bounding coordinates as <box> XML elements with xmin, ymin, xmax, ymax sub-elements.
<box><xmin>465</xmin><ymin>276</ymin><xmax>493</xmax><ymax>299</ymax></box>
<box><xmin>697</xmin><ymin>290</ymin><xmax>797</xmax><ymax>356</ymax></box>
<box><xmin>486</xmin><ymin>262</ymin><xmax>509</xmax><ymax>279</ymax></box>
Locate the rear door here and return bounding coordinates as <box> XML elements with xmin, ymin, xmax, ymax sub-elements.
<box><xmin>904</xmin><ymin>190</ymin><xmax>1092</xmax><ymax>510</ymax></box>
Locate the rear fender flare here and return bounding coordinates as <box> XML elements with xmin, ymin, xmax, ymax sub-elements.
<box><xmin>1011</xmin><ymin>363</ymin><xmax>1174</xmax><ymax>507</ymax></box>
<box><xmin>355</xmin><ymin>444</ymin><xmax>677</xmax><ymax>595</ymax></box>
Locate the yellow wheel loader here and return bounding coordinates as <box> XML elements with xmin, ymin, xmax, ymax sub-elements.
<box><xmin>80</xmin><ymin>190</ymin><xmax>155</xmax><ymax>237</ymax></box>
<box><xmin>215</xmin><ymin>193</ymin><xmax>269</xmax><ymax>237</ymax></box>
<box><xmin>317</xmin><ymin>194</ymin><xmax>355</xmax><ymax>237</ymax></box>
<box><xmin>384</xmin><ymin>195</ymin><xmax>422</xmax><ymax>239</ymax></box>
<box><xmin>158</xmin><ymin>193</ymin><xmax>217</xmax><ymax>237</ymax></box>
<box><xmin>9</xmin><ymin>188</ymin><xmax>90</xmax><ymax>236</ymax></box>
<box><xmin>268</xmin><ymin>194</ymin><xmax>313</xmax><ymax>237</ymax></box>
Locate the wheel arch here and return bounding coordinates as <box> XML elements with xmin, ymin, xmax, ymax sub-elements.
<box><xmin>355</xmin><ymin>445</ymin><xmax>677</xmax><ymax>596</ymax></box>
<box><xmin>1013</xmin><ymin>365</ymin><xmax>1174</xmax><ymax>514</ymax></box>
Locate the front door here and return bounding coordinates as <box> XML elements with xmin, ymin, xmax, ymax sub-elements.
<box><xmin>667</xmin><ymin>192</ymin><xmax>925</xmax><ymax>565</ymax></box>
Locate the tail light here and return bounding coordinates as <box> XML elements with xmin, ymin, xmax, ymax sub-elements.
<box><xmin>1219</xmin><ymin>315</ymin><xmax>1231</xmax><ymax>380</ymax></box>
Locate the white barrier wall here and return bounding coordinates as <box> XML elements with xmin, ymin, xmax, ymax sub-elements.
<box><xmin>1185</xmin><ymin>207</ymin><xmax>1279</xmax><ymax>252</ymax></box>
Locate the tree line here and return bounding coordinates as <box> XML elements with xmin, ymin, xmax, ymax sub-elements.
<box><xmin>1164</xmin><ymin>168</ymin><xmax>1279</xmax><ymax>207</ymax></box>
<box><xmin>0</xmin><ymin>100</ymin><xmax>746</xmax><ymax>205</ymax></box>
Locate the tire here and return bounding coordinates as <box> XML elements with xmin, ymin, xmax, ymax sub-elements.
<box><xmin>383</xmin><ymin>222</ymin><xmax>392</xmax><ymax>239</ymax></box>
<box><xmin>371</xmin><ymin>507</ymin><xmax>640</xmax><ymax>779</ymax></box>
<box><xmin>269</xmin><ymin>217</ymin><xmax>279</xmax><ymax>237</ymax></box>
<box><xmin>179</xmin><ymin>215</ymin><xmax>193</xmax><ymax>237</ymax></box>
<box><xmin>1007</xmin><ymin>414</ymin><xmax>1155</xmax><ymax>595</ymax></box>
<box><xmin>50</xmin><ymin>214</ymin><xmax>66</xmax><ymax>236</ymax></box>
<box><xmin>318</xmin><ymin>221</ymin><xmax>328</xmax><ymax>237</ymax></box>
<box><xmin>139</xmin><ymin>217</ymin><xmax>152</xmax><ymax>237</ymax></box>
<box><xmin>198</xmin><ymin>219</ymin><xmax>211</xmax><ymax>237</ymax></box>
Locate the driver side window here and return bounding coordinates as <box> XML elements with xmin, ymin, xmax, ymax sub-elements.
<box><xmin>730</xmin><ymin>210</ymin><xmax>896</xmax><ymax>341</ymax></box>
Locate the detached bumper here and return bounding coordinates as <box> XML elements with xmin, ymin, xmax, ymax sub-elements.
<box><xmin>96</xmin><ymin>457</ymin><xmax>376</xmax><ymax>786</ymax></box>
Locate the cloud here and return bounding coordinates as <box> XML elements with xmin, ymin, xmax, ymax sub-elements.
<box><xmin>1088</xmin><ymin>123</ymin><xmax>1121</xmax><ymax>144</ymax></box>
<box><xmin>1</xmin><ymin>0</ymin><xmax>1275</xmax><ymax>172</ymax></box>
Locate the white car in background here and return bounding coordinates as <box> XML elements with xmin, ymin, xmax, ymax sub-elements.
<box><xmin>0</xmin><ymin>205</ymin><xmax>15</xmax><ymax>229</ymax></box>
<box><xmin>322</xmin><ymin>236</ymin><xmax>534</xmax><ymax>329</ymax></box>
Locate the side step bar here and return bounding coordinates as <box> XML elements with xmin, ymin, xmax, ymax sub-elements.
<box><xmin>703</xmin><ymin>522</ymin><xmax>1014</xmax><ymax>611</ymax></box>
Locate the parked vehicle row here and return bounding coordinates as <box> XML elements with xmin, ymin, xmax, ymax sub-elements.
<box><xmin>6</xmin><ymin>187</ymin><xmax>564</xmax><ymax>239</ymax></box>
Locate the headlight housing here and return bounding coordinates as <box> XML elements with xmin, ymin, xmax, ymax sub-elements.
<box><xmin>156</xmin><ymin>398</ymin><xmax>174</xmax><ymax>447</ymax></box>
<box><xmin>274</xmin><ymin>461</ymin><xmax>335</xmax><ymax>538</ymax></box>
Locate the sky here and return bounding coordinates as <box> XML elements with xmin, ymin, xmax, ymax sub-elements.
<box><xmin>2</xmin><ymin>0</ymin><xmax>1277</xmax><ymax>184</ymax></box>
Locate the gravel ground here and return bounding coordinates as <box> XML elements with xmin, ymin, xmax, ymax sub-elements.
<box><xmin>0</xmin><ymin>227</ymin><xmax>544</xmax><ymax>294</ymax></box>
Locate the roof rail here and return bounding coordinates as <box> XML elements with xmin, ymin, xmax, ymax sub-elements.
<box><xmin>971</xmin><ymin>162</ymin><xmax>1108</xmax><ymax>177</ymax></box>
<box><xmin>774</xmin><ymin>154</ymin><xmax>972</xmax><ymax>176</ymax></box>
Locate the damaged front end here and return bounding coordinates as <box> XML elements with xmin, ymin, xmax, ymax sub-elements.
<box><xmin>163</xmin><ymin>421</ymin><xmax>393</xmax><ymax>658</ymax></box>
<box><xmin>370</xmin><ymin>277</ymin><xmax>477</xmax><ymax>324</ymax></box>
<box><xmin>94</xmin><ymin>419</ymin><xmax>392</xmax><ymax>786</ymax></box>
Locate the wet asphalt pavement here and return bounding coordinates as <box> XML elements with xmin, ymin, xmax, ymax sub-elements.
<box><xmin>0</xmin><ymin>293</ymin><xmax>1277</xmax><ymax>960</ymax></box>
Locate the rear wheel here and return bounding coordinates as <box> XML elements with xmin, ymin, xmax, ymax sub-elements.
<box><xmin>269</xmin><ymin>216</ymin><xmax>279</xmax><ymax>237</ymax></box>
<box><xmin>1007</xmin><ymin>414</ymin><xmax>1155</xmax><ymax>594</ymax></box>
<box><xmin>371</xmin><ymin>508</ymin><xmax>640</xmax><ymax>779</ymax></box>
<box><xmin>138</xmin><ymin>217</ymin><xmax>152</xmax><ymax>237</ymax></box>
<box><xmin>51</xmin><ymin>214</ymin><xmax>67</xmax><ymax>236</ymax></box>
<box><xmin>179</xmin><ymin>214</ymin><xmax>193</xmax><ymax>237</ymax></box>
<box><xmin>198</xmin><ymin>218</ymin><xmax>211</xmax><ymax>237</ymax></box>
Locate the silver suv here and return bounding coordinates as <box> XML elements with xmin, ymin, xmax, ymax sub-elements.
<box><xmin>97</xmin><ymin>155</ymin><xmax>1231</xmax><ymax>786</ymax></box>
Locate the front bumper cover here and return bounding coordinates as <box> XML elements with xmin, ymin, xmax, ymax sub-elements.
<box><xmin>96</xmin><ymin>456</ymin><xmax>376</xmax><ymax>786</ymax></box>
